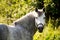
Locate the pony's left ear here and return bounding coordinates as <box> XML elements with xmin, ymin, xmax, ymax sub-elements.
<box><xmin>42</xmin><ymin>7</ymin><xmax>45</xmax><ymax>12</ymax></box>
<box><xmin>35</xmin><ymin>8</ymin><xmax>38</xmax><ymax>12</ymax></box>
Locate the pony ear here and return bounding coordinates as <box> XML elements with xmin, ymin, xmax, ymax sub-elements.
<box><xmin>35</xmin><ymin>8</ymin><xmax>38</xmax><ymax>12</ymax></box>
<box><xmin>42</xmin><ymin>7</ymin><xmax>45</xmax><ymax>12</ymax></box>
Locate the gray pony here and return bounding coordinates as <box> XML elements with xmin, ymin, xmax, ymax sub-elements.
<box><xmin>0</xmin><ymin>8</ymin><xmax>45</xmax><ymax>40</ymax></box>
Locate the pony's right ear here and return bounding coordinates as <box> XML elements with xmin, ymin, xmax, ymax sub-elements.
<box><xmin>35</xmin><ymin>8</ymin><xmax>38</xmax><ymax>12</ymax></box>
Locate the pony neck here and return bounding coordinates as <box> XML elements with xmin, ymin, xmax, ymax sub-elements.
<box><xmin>14</xmin><ymin>13</ymin><xmax>37</xmax><ymax>35</ymax></box>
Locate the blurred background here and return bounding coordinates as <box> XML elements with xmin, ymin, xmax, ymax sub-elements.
<box><xmin>0</xmin><ymin>0</ymin><xmax>60</xmax><ymax>40</ymax></box>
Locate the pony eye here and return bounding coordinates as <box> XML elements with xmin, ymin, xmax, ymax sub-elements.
<box><xmin>43</xmin><ymin>17</ymin><xmax>46</xmax><ymax>19</ymax></box>
<box><xmin>35</xmin><ymin>17</ymin><xmax>38</xmax><ymax>19</ymax></box>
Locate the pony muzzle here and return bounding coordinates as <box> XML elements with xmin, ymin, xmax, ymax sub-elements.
<box><xmin>37</xmin><ymin>23</ymin><xmax>44</xmax><ymax>33</ymax></box>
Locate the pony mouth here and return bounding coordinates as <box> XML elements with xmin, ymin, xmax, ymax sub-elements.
<box><xmin>37</xmin><ymin>24</ymin><xmax>44</xmax><ymax>33</ymax></box>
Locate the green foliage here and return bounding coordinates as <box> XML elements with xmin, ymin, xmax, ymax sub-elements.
<box><xmin>0</xmin><ymin>0</ymin><xmax>60</xmax><ymax>40</ymax></box>
<box><xmin>44</xmin><ymin>0</ymin><xmax>60</xmax><ymax>19</ymax></box>
<box><xmin>44</xmin><ymin>0</ymin><xmax>60</xmax><ymax>29</ymax></box>
<box><xmin>36</xmin><ymin>0</ymin><xmax>44</xmax><ymax>9</ymax></box>
<box><xmin>0</xmin><ymin>0</ymin><xmax>37</xmax><ymax>24</ymax></box>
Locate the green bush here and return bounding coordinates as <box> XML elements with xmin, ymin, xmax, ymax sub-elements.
<box><xmin>0</xmin><ymin>0</ymin><xmax>60</xmax><ymax>40</ymax></box>
<box><xmin>0</xmin><ymin>0</ymin><xmax>37</xmax><ymax>24</ymax></box>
